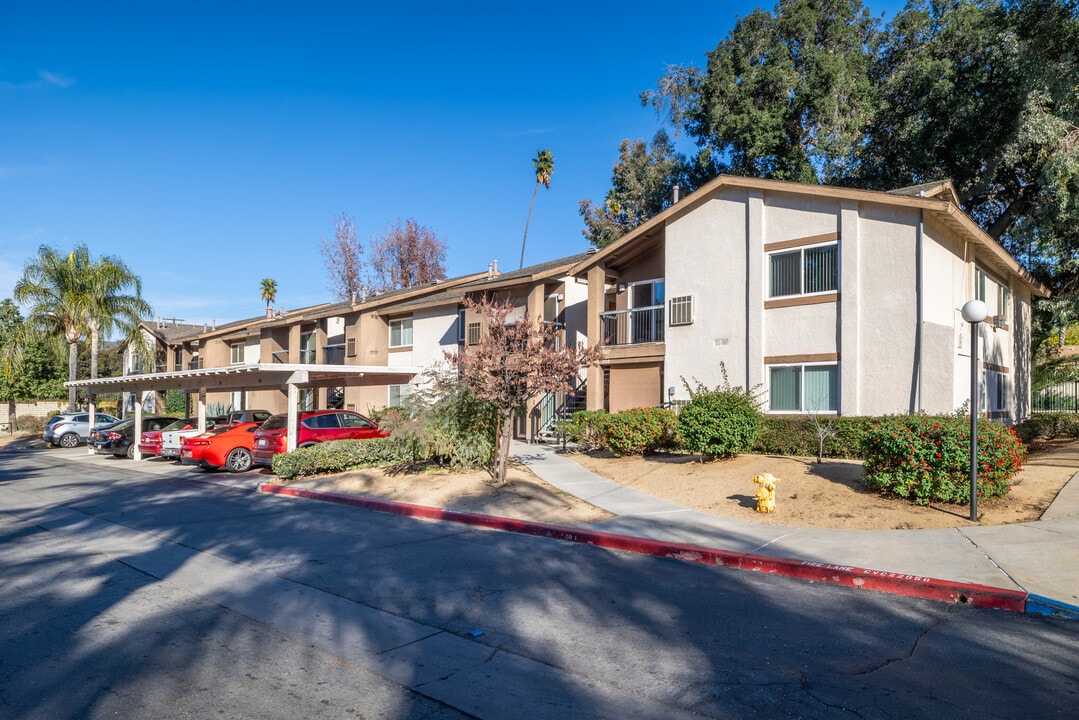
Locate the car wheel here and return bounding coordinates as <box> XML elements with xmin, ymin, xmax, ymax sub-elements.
<box><xmin>58</xmin><ymin>433</ymin><xmax>80</xmax><ymax>448</ymax></box>
<box><xmin>126</xmin><ymin>444</ymin><xmax>136</xmax><ymax>459</ymax></box>
<box><xmin>225</xmin><ymin>448</ymin><xmax>253</xmax><ymax>473</ymax></box>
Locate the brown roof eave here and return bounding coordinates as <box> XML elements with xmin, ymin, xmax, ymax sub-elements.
<box><xmin>940</xmin><ymin>204</ymin><xmax>1050</xmax><ymax>298</ymax></box>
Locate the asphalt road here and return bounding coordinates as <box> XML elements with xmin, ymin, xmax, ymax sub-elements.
<box><xmin>2</xmin><ymin>448</ymin><xmax>1078</xmax><ymax>719</ymax></box>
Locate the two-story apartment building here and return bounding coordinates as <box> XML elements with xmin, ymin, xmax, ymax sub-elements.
<box><xmin>107</xmin><ymin>175</ymin><xmax>1045</xmax><ymax>440</ymax></box>
<box><xmin>571</xmin><ymin>176</ymin><xmax>1049</xmax><ymax>422</ymax></box>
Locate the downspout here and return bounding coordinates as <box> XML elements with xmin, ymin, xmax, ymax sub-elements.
<box><xmin>913</xmin><ymin>209</ymin><xmax>924</xmax><ymax>413</ymax></box>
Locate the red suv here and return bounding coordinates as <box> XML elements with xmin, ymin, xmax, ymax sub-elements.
<box><xmin>252</xmin><ymin>410</ymin><xmax>387</xmax><ymax>467</ymax></box>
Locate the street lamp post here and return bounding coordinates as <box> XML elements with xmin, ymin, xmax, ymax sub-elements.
<box><xmin>961</xmin><ymin>299</ymin><xmax>988</xmax><ymax>523</ymax></box>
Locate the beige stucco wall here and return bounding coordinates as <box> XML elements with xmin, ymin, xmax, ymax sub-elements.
<box><xmin>664</xmin><ymin>191</ymin><xmax>750</xmax><ymax>396</ymax></box>
<box><xmin>849</xmin><ymin>203</ymin><xmax>920</xmax><ymax>415</ymax></box>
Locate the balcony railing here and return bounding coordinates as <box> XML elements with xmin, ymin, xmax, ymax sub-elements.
<box><xmin>299</xmin><ymin>349</ymin><xmax>316</xmax><ymax>365</ymax></box>
<box><xmin>600</xmin><ymin>306</ymin><xmax>664</xmax><ymax>346</ymax></box>
<box><xmin>322</xmin><ymin>344</ymin><xmax>345</xmax><ymax>365</ymax></box>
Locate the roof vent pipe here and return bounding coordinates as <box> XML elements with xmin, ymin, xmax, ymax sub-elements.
<box><xmin>672</xmin><ymin>185</ymin><xmax>680</xmax><ymax>204</ymax></box>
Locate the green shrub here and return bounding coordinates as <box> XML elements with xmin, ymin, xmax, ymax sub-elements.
<box><xmin>861</xmin><ymin>415</ymin><xmax>1026</xmax><ymax>506</ymax></box>
<box><xmin>164</xmin><ymin>389</ymin><xmax>186</xmax><ymax>414</ymax></box>
<box><xmin>562</xmin><ymin>410</ymin><xmax>609</xmax><ymax>448</ymax></box>
<box><xmin>272</xmin><ymin>437</ymin><xmax>417</xmax><ymax>480</ymax></box>
<box><xmin>754</xmin><ymin>415</ymin><xmax>873</xmax><ymax>459</ymax></box>
<box><xmin>677</xmin><ymin>379</ymin><xmax>763</xmax><ymax>459</ymax></box>
<box><xmin>382</xmin><ymin>371</ymin><xmax>499</xmax><ymax>470</ymax></box>
<box><xmin>16</xmin><ymin>415</ymin><xmax>45</xmax><ymax>433</ymax></box>
<box><xmin>1013</xmin><ymin>413</ymin><xmax>1079</xmax><ymax>443</ymax></box>
<box><xmin>598</xmin><ymin>407</ymin><xmax>679</xmax><ymax>456</ymax></box>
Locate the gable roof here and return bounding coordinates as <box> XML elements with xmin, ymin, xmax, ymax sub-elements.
<box><xmin>569</xmin><ymin>174</ymin><xmax>1049</xmax><ymax>298</ymax></box>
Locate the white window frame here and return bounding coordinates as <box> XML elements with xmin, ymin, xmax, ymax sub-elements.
<box><xmin>628</xmin><ymin>278</ymin><xmax>665</xmax><ymax>310</ymax></box>
<box><xmin>388</xmin><ymin>384</ymin><xmax>411</xmax><ymax>407</ymax></box>
<box><xmin>985</xmin><ymin>370</ymin><xmax>1008</xmax><ymax>413</ymax></box>
<box><xmin>976</xmin><ymin>268</ymin><xmax>988</xmax><ymax>303</ymax></box>
<box><xmin>389</xmin><ymin>317</ymin><xmax>413</xmax><ymax>348</ymax></box>
<box><xmin>768</xmin><ymin>242</ymin><xmax>839</xmax><ymax>299</ymax></box>
<box><xmin>230</xmin><ymin>342</ymin><xmax>243</xmax><ymax>365</ymax></box>
<box><xmin>767</xmin><ymin>362</ymin><xmax>839</xmax><ymax>414</ymax></box>
<box><xmin>997</xmin><ymin>283</ymin><xmax>1011</xmax><ymax>321</ymax></box>
<box><xmin>299</xmin><ymin>330</ymin><xmax>316</xmax><ymax>364</ymax></box>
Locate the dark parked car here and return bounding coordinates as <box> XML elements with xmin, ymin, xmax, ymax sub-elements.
<box><xmin>92</xmin><ymin>416</ymin><xmax>174</xmax><ymax>458</ymax></box>
<box><xmin>44</xmin><ymin>412</ymin><xmax>121</xmax><ymax>448</ymax></box>
<box><xmin>252</xmin><ymin>409</ymin><xmax>387</xmax><ymax>467</ymax></box>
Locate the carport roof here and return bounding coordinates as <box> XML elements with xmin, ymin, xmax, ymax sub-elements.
<box><xmin>66</xmin><ymin>363</ymin><xmax>422</xmax><ymax>394</ymax></box>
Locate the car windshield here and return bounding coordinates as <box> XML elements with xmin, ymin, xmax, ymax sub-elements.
<box><xmin>162</xmin><ymin>418</ymin><xmax>194</xmax><ymax>431</ymax></box>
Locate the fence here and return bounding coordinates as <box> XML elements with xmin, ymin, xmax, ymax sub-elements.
<box><xmin>1033</xmin><ymin>382</ymin><xmax>1079</xmax><ymax>413</ymax></box>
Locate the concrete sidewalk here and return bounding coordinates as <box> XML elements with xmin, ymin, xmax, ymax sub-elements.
<box><xmin>511</xmin><ymin>441</ymin><xmax>1079</xmax><ymax>612</ymax></box>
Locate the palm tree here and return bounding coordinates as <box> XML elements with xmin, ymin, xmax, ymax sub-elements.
<box><xmin>261</xmin><ymin>278</ymin><xmax>278</xmax><ymax>314</ymax></box>
<box><xmin>85</xmin><ymin>253</ymin><xmax>152</xmax><ymax>379</ymax></box>
<box><xmin>14</xmin><ymin>245</ymin><xmax>95</xmax><ymax>410</ymax></box>
<box><xmin>519</xmin><ymin>149</ymin><xmax>554</xmax><ymax>269</ymax></box>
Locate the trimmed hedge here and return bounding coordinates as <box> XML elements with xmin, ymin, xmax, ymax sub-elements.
<box><xmin>861</xmin><ymin>415</ymin><xmax>1026</xmax><ymax>506</ymax></box>
<box><xmin>1013</xmin><ymin>413</ymin><xmax>1079</xmax><ymax>444</ymax></box>
<box><xmin>271</xmin><ymin>437</ymin><xmax>419</xmax><ymax>480</ymax></box>
<box><xmin>753</xmin><ymin>415</ymin><xmax>874</xmax><ymax>459</ymax></box>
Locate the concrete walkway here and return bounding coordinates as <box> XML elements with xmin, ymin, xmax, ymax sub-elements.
<box><xmin>510</xmin><ymin>441</ymin><xmax>1079</xmax><ymax>611</ymax></box>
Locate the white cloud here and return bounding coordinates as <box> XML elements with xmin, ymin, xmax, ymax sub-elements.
<box><xmin>38</xmin><ymin>70</ymin><xmax>74</xmax><ymax>88</ymax></box>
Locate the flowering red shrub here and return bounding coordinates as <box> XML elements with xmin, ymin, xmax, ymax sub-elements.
<box><xmin>861</xmin><ymin>415</ymin><xmax>1026</xmax><ymax>505</ymax></box>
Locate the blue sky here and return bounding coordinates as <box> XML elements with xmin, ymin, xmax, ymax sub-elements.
<box><xmin>1</xmin><ymin>1</ymin><xmax>904</xmax><ymax>331</ymax></box>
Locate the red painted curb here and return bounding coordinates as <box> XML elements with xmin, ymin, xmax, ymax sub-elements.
<box><xmin>259</xmin><ymin>483</ymin><xmax>1029</xmax><ymax>613</ymax></box>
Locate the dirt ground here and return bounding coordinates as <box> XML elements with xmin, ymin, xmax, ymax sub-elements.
<box><xmin>4</xmin><ymin>431</ymin><xmax>1076</xmax><ymax>530</ymax></box>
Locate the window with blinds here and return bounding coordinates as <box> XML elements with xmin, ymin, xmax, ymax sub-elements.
<box><xmin>769</xmin><ymin>243</ymin><xmax>838</xmax><ymax>298</ymax></box>
<box><xmin>769</xmin><ymin>364</ymin><xmax>838</xmax><ymax>412</ymax></box>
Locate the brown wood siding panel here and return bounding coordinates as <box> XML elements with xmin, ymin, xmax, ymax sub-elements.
<box><xmin>764</xmin><ymin>292</ymin><xmax>840</xmax><ymax>310</ymax></box>
<box><xmin>608</xmin><ymin>363</ymin><xmax>663</xmax><ymax>413</ymax></box>
<box><xmin>764</xmin><ymin>353</ymin><xmax>840</xmax><ymax>365</ymax></box>
<box><xmin>763</xmin><ymin>232</ymin><xmax>840</xmax><ymax>252</ymax></box>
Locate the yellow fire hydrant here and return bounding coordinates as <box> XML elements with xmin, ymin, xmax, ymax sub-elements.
<box><xmin>753</xmin><ymin>474</ymin><xmax>780</xmax><ymax>513</ymax></box>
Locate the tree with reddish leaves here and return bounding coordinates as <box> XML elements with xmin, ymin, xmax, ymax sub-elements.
<box><xmin>320</xmin><ymin>213</ymin><xmax>364</xmax><ymax>302</ymax></box>
<box><xmin>369</xmin><ymin>218</ymin><xmax>448</xmax><ymax>292</ymax></box>
<box><xmin>449</xmin><ymin>296</ymin><xmax>602</xmax><ymax>483</ymax></box>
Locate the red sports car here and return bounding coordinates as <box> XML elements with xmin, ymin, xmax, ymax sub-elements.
<box><xmin>252</xmin><ymin>409</ymin><xmax>387</xmax><ymax>467</ymax></box>
<box><xmin>180</xmin><ymin>422</ymin><xmax>260</xmax><ymax>473</ymax></box>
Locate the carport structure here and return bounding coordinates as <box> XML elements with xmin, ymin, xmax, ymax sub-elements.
<box><xmin>66</xmin><ymin>363</ymin><xmax>421</xmax><ymax>460</ymax></box>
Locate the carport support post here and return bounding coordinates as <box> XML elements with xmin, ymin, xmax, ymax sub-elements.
<box><xmin>86</xmin><ymin>394</ymin><xmax>97</xmax><ymax>455</ymax></box>
<box><xmin>286</xmin><ymin>382</ymin><xmax>299</xmax><ymax>453</ymax></box>
<box><xmin>197</xmin><ymin>389</ymin><xmax>207</xmax><ymax>431</ymax></box>
<box><xmin>133</xmin><ymin>392</ymin><xmax>144</xmax><ymax>460</ymax></box>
